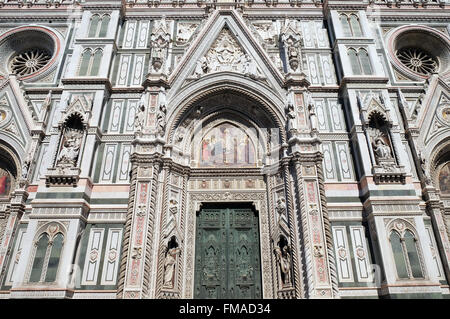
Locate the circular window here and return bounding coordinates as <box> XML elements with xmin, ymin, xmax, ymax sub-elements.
<box><xmin>9</xmin><ymin>48</ymin><xmax>52</xmax><ymax>77</ymax></box>
<box><xmin>387</xmin><ymin>25</ymin><xmax>450</xmax><ymax>80</ymax></box>
<box><xmin>396</xmin><ymin>47</ymin><xmax>439</xmax><ymax>76</ymax></box>
<box><xmin>0</xmin><ymin>26</ymin><xmax>61</xmax><ymax>81</ymax></box>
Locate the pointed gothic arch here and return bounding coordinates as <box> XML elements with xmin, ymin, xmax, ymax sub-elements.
<box><xmin>167</xmin><ymin>77</ymin><xmax>287</xmax><ymax>147</ymax></box>
<box><xmin>166</xmin><ymin>82</ymin><xmax>286</xmax><ymax>168</ymax></box>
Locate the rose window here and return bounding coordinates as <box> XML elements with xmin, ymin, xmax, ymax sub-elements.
<box><xmin>396</xmin><ymin>48</ymin><xmax>439</xmax><ymax>76</ymax></box>
<box><xmin>9</xmin><ymin>49</ymin><xmax>51</xmax><ymax>77</ymax></box>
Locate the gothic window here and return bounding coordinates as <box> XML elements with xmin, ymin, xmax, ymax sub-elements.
<box><xmin>389</xmin><ymin>228</ymin><xmax>424</xmax><ymax>280</ymax></box>
<box><xmin>348</xmin><ymin>48</ymin><xmax>372</xmax><ymax>75</ymax></box>
<box><xmin>29</xmin><ymin>225</ymin><xmax>65</xmax><ymax>283</ymax></box>
<box><xmin>349</xmin><ymin>15</ymin><xmax>363</xmax><ymax>37</ymax></box>
<box><xmin>348</xmin><ymin>49</ymin><xmax>361</xmax><ymax>74</ymax></box>
<box><xmin>9</xmin><ymin>48</ymin><xmax>52</xmax><ymax>77</ymax></box>
<box><xmin>78</xmin><ymin>48</ymin><xmax>103</xmax><ymax>76</ymax></box>
<box><xmin>87</xmin><ymin>14</ymin><xmax>111</xmax><ymax>38</ymax></box>
<box><xmin>396</xmin><ymin>47</ymin><xmax>438</xmax><ymax>76</ymax></box>
<box><xmin>340</xmin><ymin>14</ymin><xmax>352</xmax><ymax>37</ymax></box>
<box><xmin>339</xmin><ymin>13</ymin><xmax>363</xmax><ymax>37</ymax></box>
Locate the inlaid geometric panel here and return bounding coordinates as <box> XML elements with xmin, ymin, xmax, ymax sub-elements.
<box><xmin>332</xmin><ymin>226</ymin><xmax>354</xmax><ymax>282</ymax></box>
<box><xmin>82</xmin><ymin>228</ymin><xmax>105</xmax><ymax>285</ymax></box>
<box><xmin>100</xmin><ymin>228</ymin><xmax>123</xmax><ymax>285</ymax></box>
<box><xmin>349</xmin><ymin>226</ymin><xmax>371</xmax><ymax>282</ymax></box>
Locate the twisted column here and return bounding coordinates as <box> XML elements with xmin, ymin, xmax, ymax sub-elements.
<box><xmin>316</xmin><ymin>158</ymin><xmax>339</xmax><ymax>297</ymax></box>
<box><xmin>282</xmin><ymin>160</ymin><xmax>303</xmax><ymax>298</ymax></box>
<box><xmin>293</xmin><ymin>158</ymin><xmax>314</xmax><ymax>298</ymax></box>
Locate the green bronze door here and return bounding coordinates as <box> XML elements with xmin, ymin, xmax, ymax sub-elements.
<box><xmin>194</xmin><ymin>205</ymin><xmax>262</xmax><ymax>299</ymax></box>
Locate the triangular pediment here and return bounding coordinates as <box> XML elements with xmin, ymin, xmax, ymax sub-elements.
<box><xmin>167</xmin><ymin>10</ymin><xmax>286</xmax><ymax>100</ymax></box>
<box><xmin>423</xmin><ymin>91</ymin><xmax>450</xmax><ymax>146</ymax></box>
<box><xmin>0</xmin><ymin>88</ymin><xmax>30</xmax><ymax>154</ymax></box>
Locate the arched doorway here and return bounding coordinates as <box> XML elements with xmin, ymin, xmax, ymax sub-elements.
<box><xmin>168</xmin><ymin>87</ymin><xmax>284</xmax><ymax>299</ymax></box>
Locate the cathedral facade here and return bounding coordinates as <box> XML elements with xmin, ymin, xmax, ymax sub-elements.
<box><xmin>0</xmin><ymin>0</ymin><xmax>449</xmax><ymax>299</ymax></box>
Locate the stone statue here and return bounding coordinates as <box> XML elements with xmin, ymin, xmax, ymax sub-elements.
<box><xmin>38</xmin><ymin>90</ymin><xmax>52</xmax><ymax>122</ymax></box>
<box><xmin>275</xmin><ymin>197</ymin><xmax>286</xmax><ymax>221</ymax></box>
<box><xmin>163</xmin><ymin>247</ymin><xmax>181</xmax><ymax>287</ymax></box>
<box><xmin>150</xmin><ymin>17</ymin><xmax>171</xmax><ymax>74</ymax></box>
<box><xmin>243</xmin><ymin>54</ymin><xmax>258</xmax><ymax>78</ymax></box>
<box><xmin>56</xmin><ymin>129</ymin><xmax>83</xmax><ymax>168</ymax></box>
<box><xmin>286</xmin><ymin>91</ymin><xmax>297</xmax><ymax>133</ymax></box>
<box><xmin>281</xmin><ymin>19</ymin><xmax>302</xmax><ymax>73</ymax></box>
<box><xmin>419</xmin><ymin>152</ymin><xmax>432</xmax><ymax>185</ymax></box>
<box><xmin>134</xmin><ymin>92</ymin><xmax>146</xmax><ymax>131</ymax></box>
<box><xmin>308</xmin><ymin>101</ymin><xmax>318</xmax><ymax>132</ymax></box>
<box><xmin>373</xmin><ymin>137</ymin><xmax>392</xmax><ymax>160</ymax></box>
<box><xmin>274</xmin><ymin>245</ymin><xmax>292</xmax><ymax>286</ymax></box>
<box><xmin>156</xmin><ymin>95</ymin><xmax>167</xmax><ymax>137</ymax></box>
<box><xmin>194</xmin><ymin>56</ymin><xmax>208</xmax><ymax>78</ymax></box>
<box><xmin>21</xmin><ymin>160</ymin><xmax>30</xmax><ymax>179</ymax></box>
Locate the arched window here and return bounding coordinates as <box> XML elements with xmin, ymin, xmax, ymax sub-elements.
<box><xmin>88</xmin><ymin>15</ymin><xmax>100</xmax><ymax>38</ymax></box>
<box><xmin>28</xmin><ymin>227</ymin><xmax>65</xmax><ymax>283</ymax></box>
<box><xmin>347</xmin><ymin>48</ymin><xmax>373</xmax><ymax>75</ymax></box>
<box><xmin>99</xmin><ymin>15</ymin><xmax>111</xmax><ymax>38</ymax></box>
<box><xmin>389</xmin><ymin>227</ymin><xmax>424</xmax><ymax>280</ymax></box>
<box><xmin>390</xmin><ymin>231</ymin><xmax>409</xmax><ymax>279</ymax></box>
<box><xmin>358</xmin><ymin>49</ymin><xmax>372</xmax><ymax>75</ymax></box>
<box><xmin>349</xmin><ymin>14</ymin><xmax>363</xmax><ymax>37</ymax></box>
<box><xmin>79</xmin><ymin>49</ymin><xmax>92</xmax><ymax>76</ymax></box>
<box><xmin>339</xmin><ymin>13</ymin><xmax>363</xmax><ymax>37</ymax></box>
<box><xmin>29</xmin><ymin>234</ymin><xmax>49</xmax><ymax>282</ymax></box>
<box><xmin>78</xmin><ymin>48</ymin><xmax>103</xmax><ymax>76</ymax></box>
<box><xmin>340</xmin><ymin>14</ymin><xmax>352</xmax><ymax>37</ymax></box>
<box><xmin>90</xmin><ymin>49</ymin><xmax>103</xmax><ymax>76</ymax></box>
<box><xmin>404</xmin><ymin>230</ymin><xmax>423</xmax><ymax>278</ymax></box>
<box><xmin>348</xmin><ymin>49</ymin><xmax>361</xmax><ymax>74</ymax></box>
<box><xmin>87</xmin><ymin>14</ymin><xmax>111</xmax><ymax>38</ymax></box>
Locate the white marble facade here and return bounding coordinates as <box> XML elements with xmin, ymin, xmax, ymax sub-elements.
<box><xmin>0</xmin><ymin>0</ymin><xmax>448</xmax><ymax>299</ymax></box>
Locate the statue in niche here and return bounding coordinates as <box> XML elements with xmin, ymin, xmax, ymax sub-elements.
<box><xmin>308</xmin><ymin>101</ymin><xmax>318</xmax><ymax>132</ymax></box>
<box><xmin>281</xmin><ymin>19</ymin><xmax>302</xmax><ymax>73</ymax></box>
<box><xmin>285</xmin><ymin>90</ymin><xmax>297</xmax><ymax>133</ymax></box>
<box><xmin>156</xmin><ymin>90</ymin><xmax>167</xmax><ymax>137</ymax></box>
<box><xmin>274</xmin><ymin>242</ymin><xmax>292</xmax><ymax>287</ymax></box>
<box><xmin>275</xmin><ymin>197</ymin><xmax>286</xmax><ymax>222</ymax></box>
<box><xmin>134</xmin><ymin>93</ymin><xmax>146</xmax><ymax>132</ymax></box>
<box><xmin>163</xmin><ymin>244</ymin><xmax>181</xmax><ymax>288</ymax></box>
<box><xmin>373</xmin><ymin>136</ymin><xmax>392</xmax><ymax>160</ymax></box>
<box><xmin>56</xmin><ymin>128</ymin><xmax>83</xmax><ymax>168</ymax></box>
<box><xmin>21</xmin><ymin>159</ymin><xmax>30</xmax><ymax>180</ymax></box>
<box><xmin>418</xmin><ymin>152</ymin><xmax>432</xmax><ymax>185</ymax></box>
<box><xmin>150</xmin><ymin>17</ymin><xmax>171</xmax><ymax>74</ymax></box>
